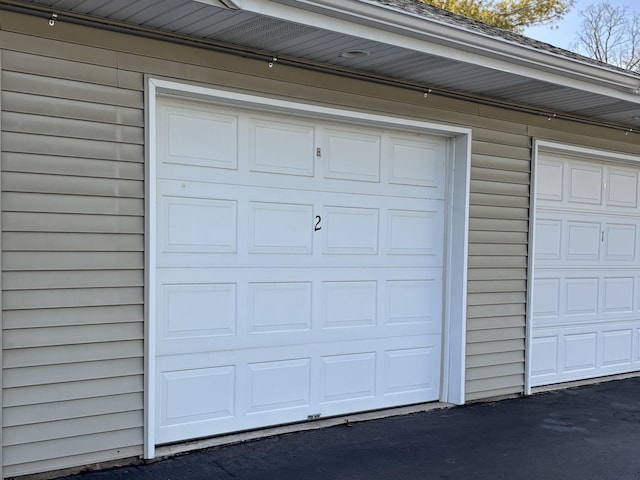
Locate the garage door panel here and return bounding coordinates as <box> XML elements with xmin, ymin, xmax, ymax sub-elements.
<box><xmin>159</xmin><ymin>104</ymin><xmax>238</xmax><ymax>170</ymax></box>
<box><xmin>155</xmin><ymin>98</ymin><xmax>447</xmax><ymax>444</ymax></box>
<box><xmin>533</xmin><ymin>152</ymin><xmax>640</xmax><ymax>386</ymax></box>
<box><xmin>156</xmin><ymin>334</ymin><xmax>441</xmax><ymax>443</ymax></box>
<box><xmin>249</xmin><ymin>118</ymin><xmax>315</xmax><ymax>177</ymax></box>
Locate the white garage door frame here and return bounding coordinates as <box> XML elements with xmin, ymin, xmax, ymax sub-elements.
<box><xmin>526</xmin><ymin>139</ymin><xmax>640</xmax><ymax>394</ymax></box>
<box><xmin>143</xmin><ymin>77</ymin><xmax>471</xmax><ymax>458</ymax></box>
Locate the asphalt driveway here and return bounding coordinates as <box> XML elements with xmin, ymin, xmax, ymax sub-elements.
<box><xmin>57</xmin><ymin>376</ymin><xmax>640</xmax><ymax>480</ymax></box>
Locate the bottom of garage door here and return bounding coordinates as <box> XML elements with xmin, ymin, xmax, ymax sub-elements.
<box><xmin>146</xmin><ymin>82</ymin><xmax>469</xmax><ymax>448</ymax></box>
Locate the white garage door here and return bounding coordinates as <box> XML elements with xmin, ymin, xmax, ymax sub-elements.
<box><xmin>531</xmin><ymin>150</ymin><xmax>640</xmax><ymax>387</ymax></box>
<box><xmin>153</xmin><ymin>97</ymin><xmax>449</xmax><ymax>444</ymax></box>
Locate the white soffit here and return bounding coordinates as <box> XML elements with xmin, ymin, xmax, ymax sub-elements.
<box><xmin>239</xmin><ymin>0</ymin><xmax>640</xmax><ymax>101</ymax></box>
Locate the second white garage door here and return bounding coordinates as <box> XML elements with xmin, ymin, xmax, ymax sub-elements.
<box><xmin>531</xmin><ymin>148</ymin><xmax>640</xmax><ymax>386</ymax></box>
<box><xmin>153</xmin><ymin>97</ymin><xmax>450</xmax><ymax>444</ymax></box>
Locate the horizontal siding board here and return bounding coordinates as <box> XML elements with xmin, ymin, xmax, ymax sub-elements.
<box><xmin>466</xmin><ymin>362</ymin><xmax>524</xmax><ymax>381</ymax></box>
<box><xmin>4</xmin><ymin>340</ymin><xmax>143</xmax><ymax>369</ymax></box>
<box><xmin>470</xmin><ymin>179</ymin><xmax>529</xmax><ymax>196</ymax></box>
<box><xmin>466</xmin><ymin>327</ymin><xmax>525</xmax><ymax>343</ymax></box>
<box><xmin>2</xmin><ymin>393</ymin><xmax>143</xmax><ymax>427</ymax></box>
<box><xmin>4</xmin><ymin>323</ymin><xmax>142</xmax><ymax>349</ymax></box>
<box><xmin>2</xmin><ymin>172</ymin><xmax>143</xmax><ymax>198</ymax></box>
<box><xmin>466</xmin><ymin>315</ymin><xmax>525</xmax><ymax>330</ymax></box>
<box><xmin>2</xmin><ymin>111</ymin><xmax>143</xmax><ymax>144</ymax></box>
<box><xmin>4</xmin><ymin>411</ymin><xmax>143</xmax><ymax>447</ymax></box>
<box><xmin>469</xmin><ymin>205</ymin><xmax>529</xmax><ymax>220</ymax></box>
<box><xmin>471</xmin><ymin>154</ymin><xmax>530</xmax><ymax>172</ymax></box>
<box><xmin>3</xmin><ymin>445</ymin><xmax>143</xmax><ymax>478</ymax></box>
<box><xmin>471</xmin><ymin>128</ymin><xmax>530</xmax><ymax>148</ymax></box>
<box><xmin>467</xmin><ymin>303</ymin><xmax>526</xmax><ymax>318</ymax></box>
<box><xmin>469</xmin><ymin>218</ymin><xmax>528</xmax><ymax>232</ymax></box>
<box><xmin>3</xmin><ymin>286</ymin><xmax>143</xmax><ymax>310</ymax></box>
<box><xmin>466</xmin><ymin>339</ymin><xmax>525</xmax><ymax>356</ymax></box>
<box><xmin>467</xmin><ymin>244</ymin><xmax>527</xmax><ymax>256</ymax></box>
<box><xmin>2</xmin><ymin>193</ymin><xmax>143</xmax><ymax>216</ymax></box>
<box><xmin>2</xmin><ymin>132</ymin><xmax>143</xmax><ymax>162</ymax></box>
<box><xmin>2</xmin><ymin>91</ymin><xmax>143</xmax><ymax>127</ymax></box>
<box><xmin>2</xmin><ymin>71</ymin><xmax>143</xmax><ymax>108</ymax></box>
<box><xmin>2</xmin><ymin>252</ymin><xmax>143</xmax><ymax>271</ymax></box>
<box><xmin>3</xmin><ymin>270</ymin><xmax>143</xmax><ymax>290</ymax></box>
<box><xmin>465</xmin><ymin>385</ymin><xmax>522</xmax><ymax>402</ymax></box>
<box><xmin>2</xmin><ymin>212</ymin><xmax>143</xmax><ymax>233</ymax></box>
<box><xmin>470</xmin><ymin>166</ymin><xmax>529</xmax><ymax>185</ymax></box>
<box><xmin>470</xmin><ymin>192</ymin><xmax>529</xmax><ymax>208</ymax></box>
<box><xmin>2</xmin><ymin>50</ymin><xmax>138</xmax><ymax>90</ymax></box>
<box><xmin>2</xmin><ymin>305</ymin><xmax>143</xmax><ymax>329</ymax></box>
<box><xmin>2</xmin><ymin>427</ymin><xmax>143</xmax><ymax>466</ymax></box>
<box><xmin>468</xmin><ymin>230</ymin><xmax>528</xmax><ymax>244</ymax></box>
<box><xmin>3</xmin><ymin>153</ymin><xmax>144</xmax><ymax>179</ymax></box>
<box><xmin>467</xmin><ymin>268</ymin><xmax>526</xmax><ymax>281</ymax></box>
<box><xmin>467</xmin><ymin>280</ymin><xmax>527</xmax><ymax>293</ymax></box>
<box><xmin>472</xmin><ymin>141</ymin><xmax>530</xmax><ymax>160</ymax></box>
<box><xmin>3</xmin><ymin>375</ymin><xmax>142</xmax><ymax>407</ymax></box>
<box><xmin>466</xmin><ymin>374</ymin><xmax>523</xmax><ymax>395</ymax></box>
<box><xmin>0</xmin><ymin>29</ymin><xmax>119</xmax><ymax>68</ymax></box>
<box><xmin>465</xmin><ymin>351</ymin><xmax>524</xmax><ymax>368</ymax></box>
<box><xmin>468</xmin><ymin>255</ymin><xmax>527</xmax><ymax>268</ymax></box>
<box><xmin>467</xmin><ymin>292</ymin><xmax>526</xmax><ymax>306</ymax></box>
<box><xmin>3</xmin><ymin>232</ymin><xmax>143</xmax><ymax>252</ymax></box>
<box><xmin>3</xmin><ymin>359</ymin><xmax>144</xmax><ymax>388</ymax></box>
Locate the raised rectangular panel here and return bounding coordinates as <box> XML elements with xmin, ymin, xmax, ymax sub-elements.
<box><xmin>386</xmin><ymin>280</ymin><xmax>435</xmax><ymax>327</ymax></box>
<box><xmin>384</xmin><ymin>348</ymin><xmax>434</xmax><ymax>394</ymax></box>
<box><xmin>564</xmin><ymin>333</ymin><xmax>597</xmax><ymax>372</ymax></box>
<box><xmin>248</xmin><ymin>282</ymin><xmax>312</xmax><ymax>333</ymax></box>
<box><xmin>322</xmin><ymin>281</ymin><xmax>377</xmax><ymax>328</ymax></box>
<box><xmin>323</xmin><ymin>206</ymin><xmax>379</xmax><ymax>254</ymax></box>
<box><xmin>320</xmin><ymin>353</ymin><xmax>376</xmax><ymax>403</ymax></box>
<box><xmin>602</xmin><ymin>330</ymin><xmax>632</xmax><ymax>367</ymax></box>
<box><xmin>160</xmin><ymin>366</ymin><xmax>235</xmax><ymax>425</ymax></box>
<box><xmin>162</xmin><ymin>283</ymin><xmax>236</xmax><ymax>339</ymax></box>
<box><xmin>164</xmin><ymin>107</ymin><xmax>238</xmax><ymax>169</ymax></box>
<box><xmin>248</xmin><ymin>202</ymin><xmax>313</xmax><ymax>254</ymax></box>
<box><xmin>568</xmin><ymin>164</ymin><xmax>602</xmax><ymax>205</ymax></box>
<box><xmin>605</xmin><ymin>224</ymin><xmax>636</xmax><ymax>260</ymax></box>
<box><xmin>636</xmin><ymin>329</ymin><xmax>640</xmax><ymax>362</ymax></box>
<box><xmin>387</xmin><ymin>209</ymin><xmax>437</xmax><ymax>255</ymax></box>
<box><xmin>324</xmin><ymin>129</ymin><xmax>380</xmax><ymax>182</ymax></box>
<box><xmin>388</xmin><ymin>137</ymin><xmax>445</xmax><ymax>188</ymax></box>
<box><xmin>535</xmin><ymin>219</ymin><xmax>562</xmax><ymax>260</ymax></box>
<box><xmin>603</xmin><ymin>277</ymin><xmax>634</xmax><ymax>313</ymax></box>
<box><xmin>162</xmin><ymin>196</ymin><xmax>237</xmax><ymax>253</ymax></box>
<box><xmin>565</xmin><ymin>278</ymin><xmax>598</xmax><ymax>315</ymax></box>
<box><xmin>532</xmin><ymin>278</ymin><xmax>560</xmax><ymax>320</ymax></box>
<box><xmin>530</xmin><ymin>336</ymin><xmax>558</xmax><ymax>376</ymax></box>
<box><xmin>566</xmin><ymin>221</ymin><xmax>600</xmax><ymax>261</ymax></box>
<box><xmin>248</xmin><ymin>358</ymin><xmax>310</xmax><ymax>412</ymax></box>
<box><xmin>536</xmin><ymin>160</ymin><xmax>563</xmax><ymax>201</ymax></box>
<box><xmin>607</xmin><ymin>168</ymin><xmax>638</xmax><ymax>208</ymax></box>
<box><xmin>249</xmin><ymin>118</ymin><xmax>314</xmax><ymax>176</ymax></box>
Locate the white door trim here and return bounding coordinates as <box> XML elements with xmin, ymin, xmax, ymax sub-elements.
<box><xmin>144</xmin><ymin>77</ymin><xmax>471</xmax><ymax>458</ymax></box>
<box><xmin>526</xmin><ymin>140</ymin><xmax>640</xmax><ymax>394</ymax></box>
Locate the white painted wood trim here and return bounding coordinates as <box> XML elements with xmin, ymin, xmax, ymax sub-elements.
<box><xmin>441</xmin><ymin>134</ymin><xmax>470</xmax><ymax>405</ymax></box>
<box><xmin>144</xmin><ymin>76</ymin><xmax>158</xmax><ymax>459</ymax></box>
<box><xmin>144</xmin><ymin>77</ymin><xmax>471</xmax><ymax>453</ymax></box>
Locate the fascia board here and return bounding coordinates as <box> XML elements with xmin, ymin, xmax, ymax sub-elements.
<box><xmin>235</xmin><ymin>0</ymin><xmax>640</xmax><ymax>103</ymax></box>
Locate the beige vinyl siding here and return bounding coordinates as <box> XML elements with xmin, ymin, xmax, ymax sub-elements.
<box><xmin>465</xmin><ymin>135</ymin><xmax>530</xmax><ymax>401</ymax></box>
<box><xmin>1</xmin><ymin>31</ymin><xmax>144</xmax><ymax>477</ymax></box>
<box><xmin>0</xmin><ymin>8</ymin><xmax>638</xmax><ymax>478</ymax></box>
